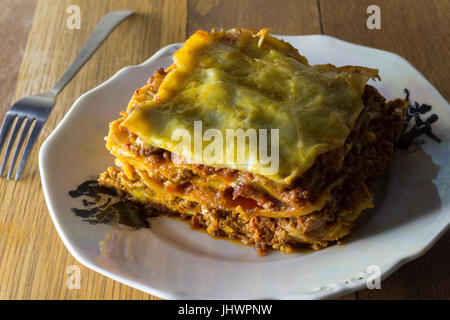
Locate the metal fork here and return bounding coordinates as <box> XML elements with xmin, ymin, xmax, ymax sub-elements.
<box><xmin>0</xmin><ymin>10</ymin><xmax>134</xmax><ymax>180</ymax></box>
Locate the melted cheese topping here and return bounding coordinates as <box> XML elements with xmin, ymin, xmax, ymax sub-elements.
<box><xmin>122</xmin><ymin>28</ymin><xmax>378</xmax><ymax>183</ymax></box>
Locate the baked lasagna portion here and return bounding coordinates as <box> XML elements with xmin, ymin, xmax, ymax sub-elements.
<box><xmin>99</xmin><ymin>28</ymin><xmax>409</xmax><ymax>255</ymax></box>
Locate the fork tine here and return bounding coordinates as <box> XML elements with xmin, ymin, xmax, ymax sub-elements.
<box><xmin>0</xmin><ymin>113</ymin><xmax>16</xmax><ymax>155</ymax></box>
<box><xmin>0</xmin><ymin>116</ymin><xmax>25</xmax><ymax>176</ymax></box>
<box><xmin>15</xmin><ymin>120</ymin><xmax>44</xmax><ymax>180</ymax></box>
<box><xmin>7</xmin><ymin>117</ymin><xmax>33</xmax><ymax>179</ymax></box>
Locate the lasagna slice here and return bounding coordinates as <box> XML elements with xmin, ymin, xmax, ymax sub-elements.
<box><xmin>99</xmin><ymin>28</ymin><xmax>409</xmax><ymax>255</ymax></box>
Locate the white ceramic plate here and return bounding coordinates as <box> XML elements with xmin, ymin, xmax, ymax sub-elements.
<box><xmin>39</xmin><ymin>35</ymin><xmax>450</xmax><ymax>299</ymax></box>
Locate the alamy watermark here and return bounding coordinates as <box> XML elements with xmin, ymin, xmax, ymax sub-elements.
<box><xmin>171</xmin><ymin>121</ymin><xmax>280</xmax><ymax>175</ymax></box>
<box><xmin>66</xmin><ymin>265</ymin><xmax>81</xmax><ymax>289</ymax></box>
<box><xmin>366</xmin><ymin>264</ymin><xmax>381</xmax><ymax>289</ymax></box>
<box><xmin>66</xmin><ymin>5</ymin><xmax>81</xmax><ymax>30</ymax></box>
<box><xmin>366</xmin><ymin>5</ymin><xmax>381</xmax><ymax>29</ymax></box>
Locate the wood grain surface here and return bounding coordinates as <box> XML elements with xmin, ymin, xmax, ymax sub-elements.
<box><xmin>0</xmin><ymin>0</ymin><xmax>448</xmax><ymax>300</ymax></box>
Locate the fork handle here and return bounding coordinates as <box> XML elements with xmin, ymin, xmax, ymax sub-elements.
<box><xmin>50</xmin><ymin>10</ymin><xmax>134</xmax><ymax>96</ymax></box>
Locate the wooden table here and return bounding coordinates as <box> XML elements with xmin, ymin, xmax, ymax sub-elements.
<box><xmin>0</xmin><ymin>0</ymin><xmax>448</xmax><ymax>300</ymax></box>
